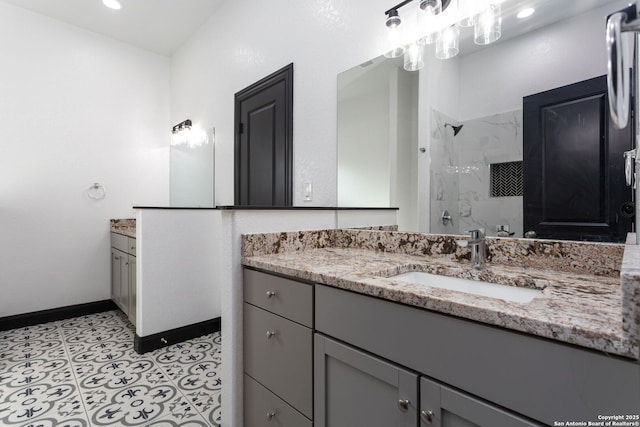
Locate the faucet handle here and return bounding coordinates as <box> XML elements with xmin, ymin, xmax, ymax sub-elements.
<box><xmin>465</xmin><ymin>228</ymin><xmax>485</xmax><ymax>239</ymax></box>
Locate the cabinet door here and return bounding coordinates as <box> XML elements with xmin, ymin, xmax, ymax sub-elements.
<box><xmin>420</xmin><ymin>377</ymin><xmax>542</xmax><ymax>427</ymax></box>
<box><xmin>111</xmin><ymin>249</ymin><xmax>124</xmax><ymax>310</ymax></box>
<box><xmin>128</xmin><ymin>255</ymin><xmax>136</xmax><ymax>326</ymax></box>
<box><xmin>121</xmin><ymin>254</ymin><xmax>130</xmax><ymax>315</ymax></box>
<box><xmin>111</xmin><ymin>248</ymin><xmax>129</xmax><ymax>314</ymax></box>
<box><xmin>314</xmin><ymin>334</ymin><xmax>418</xmax><ymax>427</ymax></box>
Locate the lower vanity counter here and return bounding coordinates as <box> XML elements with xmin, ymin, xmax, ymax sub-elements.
<box><xmin>241</xmin><ymin>230</ymin><xmax>640</xmax><ymax>427</ymax></box>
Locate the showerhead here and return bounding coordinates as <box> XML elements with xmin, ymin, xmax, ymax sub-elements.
<box><xmin>444</xmin><ymin>123</ymin><xmax>463</xmax><ymax>136</ymax></box>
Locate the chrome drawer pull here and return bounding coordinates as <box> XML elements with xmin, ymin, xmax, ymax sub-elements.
<box><xmin>266</xmin><ymin>411</ymin><xmax>276</xmax><ymax>421</ymax></box>
<box><xmin>398</xmin><ymin>399</ymin><xmax>410</xmax><ymax>412</ymax></box>
<box><xmin>266</xmin><ymin>330</ymin><xmax>277</xmax><ymax>339</ymax></box>
<box><xmin>266</xmin><ymin>290</ymin><xmax>277</xmax><ymax>298</ymax></box>
<box><xmin>420</xmin><ymin>410</ymin><xmax>435</xmax><ymax>424</ymax></box>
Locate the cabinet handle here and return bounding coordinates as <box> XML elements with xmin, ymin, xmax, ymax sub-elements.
<box><xmin>266</xmin><ymin>330</ymin><xmax>277</xmax><ymax>339</ymax></box>
<box><xmin>114</xmin><ymin>256</ymin><xmax>120</xmax><ymax>260</ymax></box>
<box><xmin>266</xmin><ymin>290</ymin><xmax>277</xmax><ymax>298</ymax></box>
<box><xmin>397</xmin><ymin>399</ymin><xmax>410</xmax><ymax>412</ymax></box>
<box><xmin>266</xmin><ymin>411</ymin><xmax>276</xmax><ymax>421</ymax></box>
<box><xmin>420</xmin><ymin>410</ymin><xmax>435</xmax><ymax>424</ymax></box>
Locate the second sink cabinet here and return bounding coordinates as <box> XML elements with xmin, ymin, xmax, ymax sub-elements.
<box><xmin>243</xmin><ymin>268</ymin><xmax>314</xmax><ymax>426</ymax></box>
<box><xmin>110</xmin><ymin>232</ymin><xmax>136</xmax><ymax>325</ymax></box>
<box><xmin>314</xmin><ymin>284</ymin><xmax>640</xmax><ymax>426</ymax></box>
<box><xmin>314</xmin><ymin>334</ymin><xmax>539</xmax><ymax>427</ymax></box>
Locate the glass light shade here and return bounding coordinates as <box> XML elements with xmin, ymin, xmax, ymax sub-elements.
<box><xmin>435</xmin><ymin>25</ymin><xmax>459</xmax><ymax>59</ymax></box>
<box><xmin>457</xmin><ymin>0</ymin><xmax>476</xmax><ymax>27</ymax></box>
<box><xmin>474</xmin><ymin>3</ymin><xmax>502</xmax><ymax>45</ymax></box>
<box><xmin>404</xmin><ymin>42</ymin><xmax>425</xmax><ymax>71</ymax></box>
<box><xmin>419</xmin><ymin>0</ymin><xmax>441</xmax><ymax>44</ymax></box>
<box><xmin>384</xmin><ymin>25</ymin><xmax>405</xmax><ymax>58</ymax></box>
<box><xmin>420</xmin><ymin>0</ymin><xmax>442</xmax><ymax>16</ymax></box>
<box><xmin>103</xmin><ymin>0</ymin><xmax>122</xmax><ymax>10</ymax></box>
<box><xmin>423</xmin><ymin>31</ymin><xmax>437</xmax><ymax>45</ymax></box>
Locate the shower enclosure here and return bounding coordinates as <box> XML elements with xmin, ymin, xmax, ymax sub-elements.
<box><xmin>607</xmin><ymin>2</ymin><xmax>640</xmax><ymax>243</ymax></box>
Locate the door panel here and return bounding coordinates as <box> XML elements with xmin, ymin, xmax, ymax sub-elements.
<box><xmin>523</xmin><ymin>75</ymin><xmax>633</xmax><ymax>242</ymax></box>
<box><xmin>235</xmin><ymin>64</ymin><xmax>293</xmax><ymax>206</ymax></box>
<box><xmin>420</xmin><ymin>377</ymin><xmax>543</xmax><ymax>427</ymax></box>
<box><xmin>314</xmin><ymin>333</ymin><xmax>418</xmax><ymax>427</ymax></box>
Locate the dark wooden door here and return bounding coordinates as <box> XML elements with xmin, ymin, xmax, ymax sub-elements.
<box><xmin>523</xmin><ymin>75</ymin><xmax>633</xmax><ymax>242</ymax></box>
<box><xmin>235</xmin><ymin>64</ymin><xmax>293</xmax><ymax>206</ymax></box>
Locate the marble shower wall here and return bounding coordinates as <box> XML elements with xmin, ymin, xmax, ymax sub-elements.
<box><xmin>430</xmin><ymin>109</ymin><xmax>523</xmax><ymax>237</ymax></box>
<box><xmin>430</xmin><ymin>109</ymin><xmax>460</xmax><ymax>234</ymax></box>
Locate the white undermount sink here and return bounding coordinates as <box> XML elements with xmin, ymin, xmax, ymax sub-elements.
<box><xmin>389</xmin><ymin>272</ymin><xmax>542</xmax><ymax>303</ymax></box>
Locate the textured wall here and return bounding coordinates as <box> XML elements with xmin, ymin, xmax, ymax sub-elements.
<box><xmin>0</xmin><ymin>2</ymin><xmax>170</xmax><ymax>317</ymax></box>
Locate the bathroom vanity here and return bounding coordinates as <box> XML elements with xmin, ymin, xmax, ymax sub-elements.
<box><xmin>241</xmin><ymin>229</ymin><xmax>640</xmax><ymax>426</ymax></box>
<box><xmin>110</xmin><ymin>230</ymin><xmax>136</xmax><ymax>325</ymax></box>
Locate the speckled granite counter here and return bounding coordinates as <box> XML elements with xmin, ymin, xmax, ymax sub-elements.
<box><xmin>242</xmin><ymin>229</ymin><xmax>640</xmax><ymax>360</ymax></box>
<box><xmin>110</xmin><ymin>218</ymin><xmax>136</xmax><ymax>238</ymax></box>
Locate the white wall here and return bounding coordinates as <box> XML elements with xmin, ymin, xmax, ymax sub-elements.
<box><xmin>170</xmin><ymin>0</ymin><xmax>394</xmax><ymax>207</ymax></box>
<box><xmin>0</xmin><ymin>3</ymin><xmax>170</xmax><ymax>317</ymax></box>
<box><xmin>137</xmin><ymin>209</ymin><xmax>220</xmax><ymax>336</ymax></box>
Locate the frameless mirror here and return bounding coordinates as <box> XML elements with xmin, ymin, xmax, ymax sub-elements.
<box><xmin>337</xmin><ymin>0</ymin><xmax>631</xmax><ymax>241</ymax></box>
<box><xmin>170</xmin><ymin>127</ymin><xmax>215</xmax><ymax>207</ymax></box>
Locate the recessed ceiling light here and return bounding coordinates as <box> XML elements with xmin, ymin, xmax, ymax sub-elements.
<box><xmin>517</xmin><ymin>7</ymin><xmax>535</xmax><ymax>19</ymax></box>
<box><xmin>103</xmin><ymin>0</ymin><xmax>122</xmax><ymax>10</ymax></box>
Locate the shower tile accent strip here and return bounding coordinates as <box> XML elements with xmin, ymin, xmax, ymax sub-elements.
<box><xmin>0</xmin><ymin>310</ymin><xmax>222</xmax><ymax>426</ymax></box>
<box><xmin>242</xmin><ymin>228</ymin><xmax>639</xmax><ymax>359</ymax></box>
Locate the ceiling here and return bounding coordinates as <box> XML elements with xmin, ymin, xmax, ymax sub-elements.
<box><xmin>0</xmin><ymin>0</ymin><xmax>225</xmax><ymax>56</ymax></box>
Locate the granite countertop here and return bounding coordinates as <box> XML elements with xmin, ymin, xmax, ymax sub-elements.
<box><xmin>110</xmin><ymin>218</ymin><xmax>136</xmax><ymax>238</ymax></box>
<box><xmin>242</xmin><ymin>229</ymin><xmax>640</xmax><ymax>360</ymax></box>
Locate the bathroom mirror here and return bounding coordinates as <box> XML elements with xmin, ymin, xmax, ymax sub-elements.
<box><xmin>337</xmin><ymin>0</ymin><xmax>630</xmax><ymax>240</ymax></box>
<box><xmin>170</xmin><ymin>127</ymin><xmax>215</xmax><ymax>207</ymax></box>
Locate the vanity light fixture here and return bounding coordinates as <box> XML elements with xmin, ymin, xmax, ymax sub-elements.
<box><xmin>102</xmin><ymin>0</ymin><xmax>122</xmax><ymax>10</ymax></box>
<box><xmin>383</xmin><ymin>0</ymin><xmax>503</xmax><ymax>71</ymax></box>
<box><xmin>172</xmin><ymin>119</ymin><xmax>192</xmax><ymax>135</ymax></box>
<box><xmin>171</xmin><ymin>119</ymin><xmax>208</xmax><ymax>148</ymax></box>
<box><xmin>171</xmin><ymin>119</ymin><xmax>192</xmax><ymax>146</ymax></box>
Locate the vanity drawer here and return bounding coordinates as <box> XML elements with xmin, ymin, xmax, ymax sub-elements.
<box><xmin>243</xmin><ymin>302</ymin><xmax>313</xmax><ymax>418</ymax></box>
<box><xmin>244</xmin><ymin>268</ymin><xmax>313</xmax><ymax>327</ymax></box>
<box><xmin>128</xmin><ymin>237</ymin><xmax>136</xmax><ymax>256</ymax></box>
<box><xmin>244</xmin><ymin>374</ymin><xmax>312</xmax><ymax>427</ymax></box>
<box><xmin>111</xmin><ymin>232</ymin><xmax>129</xmax><ymax>253</ymax></box>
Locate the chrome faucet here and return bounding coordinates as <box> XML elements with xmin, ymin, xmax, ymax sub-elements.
<box><xmin>456</xmin><ymin>228</ymin><xmax>486</xmax><ymax>270</ymax></box>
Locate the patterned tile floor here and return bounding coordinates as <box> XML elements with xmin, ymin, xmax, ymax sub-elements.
<box><xmin>0</xmin><ymin>310</ymin><xmax>222</xmax><ymax>427</ymax></box>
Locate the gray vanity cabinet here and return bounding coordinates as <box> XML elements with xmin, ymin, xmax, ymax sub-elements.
<box><xmin>314</xmin><ymin>334</ymin><xmax>538</xmax><ymax>427</ymax></box>
<box><xmin>110</xmin><ymin>232</ymin><xmax>136</xmax><ymax>325</ymax></box>
<box><xmin>314</xmin><ymin>334</ymin><xmax>418</xmax><ymax>427</ymax></box>
<box><xmin>315</xmin><ymin>284</ymin><xmax>639</xmax><ymax>426</ymax></box>
<box><xmin>243</xmin><ymin>268</ymin><xmax>314</xmax><ymax>426</ymax></box>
